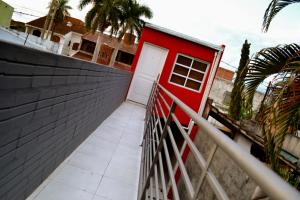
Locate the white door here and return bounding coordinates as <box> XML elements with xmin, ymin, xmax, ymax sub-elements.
<box><xmin>128</xmin><ymin>43</ymin><xmax>168</xmax><ymax>105</ymax></box>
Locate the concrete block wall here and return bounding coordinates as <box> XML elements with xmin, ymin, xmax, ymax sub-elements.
<box><xmin>177</xmin><ymin>129</ymin><xmax>257</xmax><ymax>199</ymax></box>
<box><xmin>0</xmin><ymin>41</ymin><xmax>131</xmax><ymax>200</ymax></box>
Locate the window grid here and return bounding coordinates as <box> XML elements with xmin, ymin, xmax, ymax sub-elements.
<box><xmin>169</xmin><ymin>54</ymin><xmax>208</xmax><ymax>92</ymax></box>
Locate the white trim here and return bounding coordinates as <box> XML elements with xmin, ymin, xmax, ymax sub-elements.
<box><xmin>198</xmin><ymin>50</ymin><xmax>223</xmax><ymax>116</ymax></box>
<box><xmin>168</xmin><ymin>53</ymin><xmax>210</xmax><ymax>93</ymax></box>
<box><xmin>145</xmin><ymin>23</ymin><xmax>224</xmax><ymax>51</ymax></box>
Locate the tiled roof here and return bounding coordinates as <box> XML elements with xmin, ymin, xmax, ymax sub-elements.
<box><xmin>26</xmin><ymin>16</ymin><xmax>86</xmax><ymax>35</ymax></box>
<box><xmin>82</xmin><ymin>32</ymin><xmax>138</xmax><ymax>54</ymax></box>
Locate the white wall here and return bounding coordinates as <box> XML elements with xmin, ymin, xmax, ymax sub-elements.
<box><xmin>0</xmin><ymin>27</ymin><xmax>62</xmax><ymax>54</ymax></box>
<box><xmin>61</xmin><ymin>32</ymin><xmax>82</xmax><ymax>56</ymax></box>
<box><xmin>209</xmin><ymin>77</ymin><xmax>264</xmax><ymax>112</ymax></box>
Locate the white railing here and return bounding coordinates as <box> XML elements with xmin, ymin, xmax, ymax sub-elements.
<box><xmin>138</xmin><ymin>82</ymin><xmax>300</xmax><ymax>200</ymax></box>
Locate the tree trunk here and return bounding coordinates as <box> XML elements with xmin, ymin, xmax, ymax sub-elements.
<box><xmin>109</xmin><ymin>42</ymin><xmax>121</xmax><ymax>67</ymax></box>
<box><xmin>50</xmin><ymin>22</ymin><xmax>56</xmax><ymax>40</ymax></box>
<box><xmin>42</xmin><ymin>14</ymin><xmax>51</xmax><ymax>39</ymax></box>
<box><xmin>41</xmin><ymin>0</ymin><xmax>54</xmax><ymax>39</ymax></box>
<box><xmin>92</xmin><ymin>34</ymin><xmax>102</xmax><ymax>63</ymax></box>
<box><xmin>46</xmin><ymin>7</ymin><xmax>57</xmax><ymax>40</ymax></box>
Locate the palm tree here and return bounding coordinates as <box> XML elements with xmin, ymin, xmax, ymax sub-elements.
<box><xmin>47</xmin><ymin>0</ymin><xmax>72</xmax><ymax>40</ymax></box>
<box><xmin>79</xmin><ymin>0</ymin><xmax>122</xmax><ymax>62</ymax></box>
<box><xmin>242</xmin><ymin>44</ymin><xmax>300</xmax><ymax>171</ymax></box>
<box><xmin>109</xmin><ymin>0</ymin><xmax>153</xmax><ymax>66</ymax></box>
<box><xmin>44</xmin><ymin>0</ymin><xmax>72</xmax><ymax>40</ymax></box>
<box><xmin>262</xmin><ymin>0</ymin><xmax>300</xmax><ymax>32</ymax></box>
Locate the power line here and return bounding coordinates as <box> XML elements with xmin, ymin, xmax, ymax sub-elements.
<box><xmin>220</xmin><ymin>60</ymin><xmax>238</xmax><ymax>70</ymax></box>
<box><xmin>13</xmin><ymin>10</ymin><xmax>41</xmax><ymax>18</ymax></box>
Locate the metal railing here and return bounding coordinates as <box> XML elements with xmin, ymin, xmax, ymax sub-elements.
<box><xmin>138</xmin><ymin>82</ymin><xmax>300</xmax><ymax>200</ymax></box>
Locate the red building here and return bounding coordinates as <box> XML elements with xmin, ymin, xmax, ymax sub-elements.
<box><xmin>127</xmin><ymin>23</ymin><xmax>225</xmax><ymax>125</ymax></box>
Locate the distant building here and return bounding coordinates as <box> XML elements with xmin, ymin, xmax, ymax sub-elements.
<box><xmin>73</xmin><ymin>32</ymin><xmax>138</xmax><ymax>71</ymax></box>
<box><xmin>10</xmin><ymin>20</ymin><xmax>25</xmax><ymax>32</ymax></box>
<box><xmin>25</xmin><ymin>16</ymin><xmax>87</xmax><ymax>56</ymax></box>
<box><xmin>215</xmin><ymin>67</ymin><xmax>234</xmax><ymax>81</ymax></box>
<box><xmin>209</xmin><ymin>67</ymin><xmax>264</xmax><ymax>112</ymax></box>
<box><xmin>0</xmin><ymin>0</ymin><xmax>13</xmax><ymax>28</ymax></box>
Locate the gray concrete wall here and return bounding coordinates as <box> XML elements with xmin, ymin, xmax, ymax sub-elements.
<box><xmin>0</xmin><ymin>41</ymin><xmax>131</xmax><ymax>200</ymax></box>
<box><xmin>178</xmin><ymin>129</ymin><xmax>257</xmax><ymax>199</ymax></box>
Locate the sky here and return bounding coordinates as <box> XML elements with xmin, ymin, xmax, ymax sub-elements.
<box><xmin>5</xmin><ymin>0</ymin><xmax>300</xmax><ymax>82</ymax></box>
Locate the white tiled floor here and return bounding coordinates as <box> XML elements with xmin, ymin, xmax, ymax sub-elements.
<box><xmin>26</xmin><ymin>101</ymin><xmax>145</xmax><ymax>200</ymax></box>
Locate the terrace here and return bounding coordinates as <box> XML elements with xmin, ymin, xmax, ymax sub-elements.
<box><xmin>26</xmin><ymin>102</ymin><xmax>145</xmax><ymax>200</ymax></box>
<box><xmin>0</xmin><ymin>41</ymin><xmax>299</xmax><ymax>200</ymax></box>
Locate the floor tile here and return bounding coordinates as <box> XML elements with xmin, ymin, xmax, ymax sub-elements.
<box><xmin>51</xmin><ymin>164</ymin><xmax>103</xmax><ymax>193</ymax></box>
<box><xmin>96</xmin><ymin>177</ymin><xmax>137</xmax><ymax>200</ymax></box>
<box><xmin>68</xmin><ymin>151</ymin><xmax>110</xmax><ymax>174</ymax></box>
<box><xmin>34</xmin><ymin>180</ymin><xmax>94</xmax><ymax>200</ymax></box>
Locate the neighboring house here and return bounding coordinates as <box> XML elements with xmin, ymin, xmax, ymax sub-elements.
<box><xmin>209</xmin><ymin>67</ymin><xmax>264</xmax><ymax>112</ymax></box>
<box><xmin>10</xmin><ymin>20</ymin><xmax>25</xmax><ymax>32</ymax></box>
<box><xmin>72</xmin><ymin>32</ymin><xmax>138</xmax><ymax>71</ymax></box>
<box><xmin>0</xmin><ymin>0</ymin><xmax>13</xmax><ymax>28</ymax></box>
<box><xmin>25</xmin><ymin>16</ymin><xmax>86</xmax><ymax>56</ymax></box>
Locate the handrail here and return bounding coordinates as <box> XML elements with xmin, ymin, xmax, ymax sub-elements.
<box><xmin>158</xmin><ymin>84</ymin><xmax>300</xmax><ymax>200</ymax></box>
<box><xmin>138</xmin><ymin>82</ymin><xmax>300</xmax><ymax>200</ymax></box>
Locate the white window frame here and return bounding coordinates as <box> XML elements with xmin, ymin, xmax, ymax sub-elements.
<box><xmin>168</xmin><ymin>53</ymin><xmax>210</xmax><ymax>92</ymax></box>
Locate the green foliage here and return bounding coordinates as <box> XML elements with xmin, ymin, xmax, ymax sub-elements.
<box><xmin>243</xmin><ymin>44</ymin><xmax>300</xmax><ymax>190</ymax></box>
<box><xmin>79</xmin><ymin>0</ymin><xmax>122</xmax><ymax>34</ymax></box>
<box><xmin>228</xmin><ymin>39</ymin><xmax>251</xmax><ymax>120</ymax></box>
<box><xmin>117</xmin><ymin>0</ymin><xmax>153</xmax><ymax>40</ymax></box>
<box><xmin>262</xmin><ymin>0</ymin><xmax>300</xmax><ymax>32</ymax></box>
<box><xmin>79</xmin><ymin>0</ymin><xmax>152</xmax><ymax>38</ymax></box>
<box><xmin>53</xmin><ymin>0</ymin><xmax>72</xmax><ymax>23</ymax></box>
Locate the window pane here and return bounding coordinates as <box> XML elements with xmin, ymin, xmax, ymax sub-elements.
<box><xmin>192</xmin><ymin>61</ymin><xmax>207</xmax><ymax>72</ymax></box>
<box><xmin>186</xmin><ymin>79</ymin><xmax>201</xmax><ymax>90</ymax></box>
<box><xmin>189</xmin><ymin>70</ymin><xmax>204</xmax><ymax>81</ymax></box>
<box><xmin>177</xmin><ymin>55</ymin><xmax>192</xmax><ymax>66</ymax></box>
<box><xmin>116</xmin><ymin>51</ymin><xmax>134</xmax><ymax>65</ymax></box>
<box><xmin>170</xmin><ymin>74</ymin><xmax>185</xmax><ymax>86</ymax></box>
<box><xmin>174</xmin><ymin>65</ymin><xmax>189</xmax><ymax>76</ymax></box>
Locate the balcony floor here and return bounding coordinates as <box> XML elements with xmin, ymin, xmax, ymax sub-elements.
<box><xmin>26</xmin><ymin>101</ymin><xmax>145</xmax><ymax>200</ymax></box>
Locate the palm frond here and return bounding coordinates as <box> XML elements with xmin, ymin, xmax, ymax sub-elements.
<box><xmin>244</xmin><ymin>43</ymin><xmax>300</xmax><ymax>105</ymax></box>
<box><xmin>262</xmin><ymin>0</ymin><xmax>300</xmax><ymax>32</ymax></box>
<box><xmin>261</xmin><ymin>60</ymin><xmax>300</xmax><ymax>170</ymax></box>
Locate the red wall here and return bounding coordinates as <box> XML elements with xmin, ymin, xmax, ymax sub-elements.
<box><xmin>131</xmin><ymin>27</ymin><xmax>220</xmax><ymax>124</ymax></box>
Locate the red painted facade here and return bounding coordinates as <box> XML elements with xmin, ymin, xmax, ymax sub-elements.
<box><xmin>131</xmin><ymin>26</ymin><xmax>224</xmax><ymax>125</ymax></box>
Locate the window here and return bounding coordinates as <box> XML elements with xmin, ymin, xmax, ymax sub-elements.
<box><xmin>169</xmin><ymin>54</ymin><xmax>209</xmax><ymax>91</ymax></box>
<box><xmin>51</xmin><ymin>35</ymin><xmax>60</xmax><ymax>43</ymax></box>
<box><xmin>32</xmin><ymin>29</ymin><xmax>41</xmax><ymax>37</ymax></box>
<box><xmin>72</xmin><ymin>43</ymin><xmax>79</xmax><ymax>50</ymax></box>
<box><xmin>115</xmin><ymin>50</ymin><xmax>135</xmax><ymax>65</ymax></box>
<box><xmin>80</xmin><ymin>40</ymin><xmax>95</xmax><ymax>54</ymax></box>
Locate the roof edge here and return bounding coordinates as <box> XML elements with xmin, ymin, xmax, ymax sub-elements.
<box><xmin>145</xmin><ymin>23</ymin><xmax>224</xmax><ymax>52</ymax></box>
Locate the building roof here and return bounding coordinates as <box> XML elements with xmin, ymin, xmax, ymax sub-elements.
<box><xmin>82</xmin><ymin>32</ymin><xmax>138</xmax><ymax>54</ymax></box>
<box><xmin>26</xmin><ymin>16</ymin><xmax>86</xmax><ymax>35</ymax></box>
<box><xmin>145</xmin><ymin>23</ymin><xmax>225</xmax><ymax>52</ymax></box>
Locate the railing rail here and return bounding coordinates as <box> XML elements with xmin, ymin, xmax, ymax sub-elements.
<box><xmin>138</xmin><ymin>82</ymin><xmax>300</xmax><ymax>200</ymax></box>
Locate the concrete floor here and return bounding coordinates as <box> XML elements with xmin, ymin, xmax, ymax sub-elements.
<box><xmin>26</xmin><ymin>101</ymin><xmax>145</xmax><ymax>200</ymax></box>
